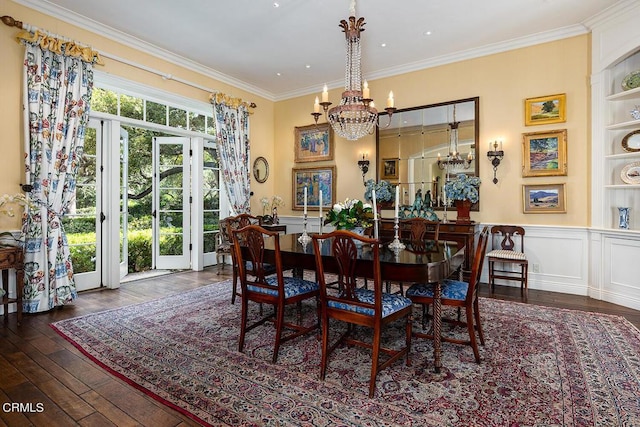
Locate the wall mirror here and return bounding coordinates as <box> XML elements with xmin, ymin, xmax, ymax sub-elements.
<box><xmin>376</xmin><ymin>96</ymin><xmax>480</xmax><ymax>211</ymax></box>
<box><xmin>252</xmin><ymin>156</ymin><xmax>269</xmax><ymax>183</ymax></box>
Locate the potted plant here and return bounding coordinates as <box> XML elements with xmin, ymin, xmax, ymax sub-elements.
<box><xmin>364</xmin><ymin>179</ymin><xmax>395</xmax><ymax>210</ymax></box>
<box><xmin>444</xmin><ymin>173</ymin><xmax>481</xmax><ymax>222</ymax></box>
<box><xmin>324</xmin><ymin>198</ymin><xmax>374</xmax><ymax>232</ymax></box>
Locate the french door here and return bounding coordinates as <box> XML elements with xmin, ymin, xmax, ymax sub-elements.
<box><xmin>152</xmin><ymin>137</ymin><xmax>191</xmax><ymax>270</ymax></box>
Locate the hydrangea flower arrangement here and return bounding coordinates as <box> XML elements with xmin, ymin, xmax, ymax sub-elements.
<box><xmin>444</xmin><ymin>174</ymin><xmax>481</xmax><ymax>203</ymax></box>
<box><xmin>324</xmin><ymin>198</ymin><xmax>374</xmax><ymax>230</ymax></box>
<box><xmin>364</xmin><ymin>179</ymin><xmax>395</xmax><ymax>204</ymax></box>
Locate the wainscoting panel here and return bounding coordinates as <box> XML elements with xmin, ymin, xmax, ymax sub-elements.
<box><xmin>599</xmin><ymin>233</ymin><xmax>640</xmax><ymax>311</ymax></box>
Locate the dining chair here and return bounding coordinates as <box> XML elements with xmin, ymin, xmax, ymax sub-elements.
<box><xmin>216</xmin><ymin>218</ymin><xmax>233</xmax><ymax>275</ymax></box>
<box><xmin>385</xmin><ymin>218</ymin><xmax>440</xmax><ymax>295</ymax></box>
<box><xmin>225</xmin><ymin>213</ymin><xmax>277</xmax><ymax>304</ymax></box>
<box><xmin>487</xmin><ymin>225</ymin><xmax>528</xmax><ymax>291</ymax></box>
<box><xmin>232</xmin><ymin>224</ymin><xmax>319</xmax><ymax>363</ymax></box>
<box><xmin>405</xmin><ymin>226</ymin><xmax>489</xmax><ymax>363</ymax></box>
<box><xmin>311</xmin><ymin>230</ymin><xmax>412</xmax><ymax>398</ymax></box>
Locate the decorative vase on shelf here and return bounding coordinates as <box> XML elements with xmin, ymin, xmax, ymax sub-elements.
<box><xmin>618</xmin><ymin>207</ymin><xmax>630</xmax><ymax>230</ymax></box>
<box><xmin>455</xmin><ymin>200</ymin><xmax>472</xmax><ymax>223</ymax></box>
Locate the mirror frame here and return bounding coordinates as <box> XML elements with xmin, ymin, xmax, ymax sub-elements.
<box><xmin>376</xmin><ymin>96</ymin><xmax>480</xmax><ymax>211</ymax></box>
<box><xmin>252</xmin><ymin>156</ymin><xmax>269</xmax><ymax>183</ymax></box>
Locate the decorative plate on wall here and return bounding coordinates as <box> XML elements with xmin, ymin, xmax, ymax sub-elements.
<box><xmin>622</xmin><ymin>70</ymin><xmax>640</xmax><ymax>91</ymax></box>
<box><xmin>621</xmin><ymin>161</ymin><xmax>640</xmax><ymax>184</ymax></box>
<box><xmin>622</xmin><ymin>130</ymin><xmax>640</xmax><ymax>152</ymax></box>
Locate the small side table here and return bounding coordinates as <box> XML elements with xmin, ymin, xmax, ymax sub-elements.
<box><xmin>1</xmin><ymin>246</ymin><xmax>25</xmax><ymax>325</ymax></box>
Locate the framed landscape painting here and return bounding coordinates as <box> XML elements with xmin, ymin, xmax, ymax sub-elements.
<box><xmin>522</xmin><ymin>183</ymin><xmax>566</xmax><ymax>213</ymax></box>
<box><xmin>522</xmin><ymin>129</ymin><xmax>567</xmax><ymax>177</ymax></box>
<box><xmin>524</xmin><ymin>93</ymin><xmax>566</xmax><ymax>126</ymax></box>
<box><xmin>294</xmin><ymin>123</ymin><xmax>334</xmax><ymax>163</ymax></box>
<box><xmin>292</xmin><ymin>166</ymin><xmax>335</xmax><ymax>211</ymax></box>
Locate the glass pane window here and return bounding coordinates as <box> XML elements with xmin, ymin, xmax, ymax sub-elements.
<box><xmin>119</xmin><ymin>94</ymin><xmax>144</xmax><ymax>120</ymax></box>
<box><xmin>147</xmin><ymin>101</ymin><xmax>167</xmax><ymax>125</ymax></box>
<box><xmin>189</xmin><ymin>112</ymin><xmax>205</xmax><ymax>133</ymax></box>
<box><xmin>91</xmin><ymin>88</ymin><xmax>118</xmax><ymax>115</ymax></box>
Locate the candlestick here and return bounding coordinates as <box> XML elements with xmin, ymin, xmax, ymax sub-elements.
<box><xmin>387</xmin><ymin>91</ymin><xmax>394</xmax><ymax>108</ymax></box>
<box><xmin>313</xmin><ymin>96</ymin><xmax>320</xmax><ymax>113</ymax></box>
<box><xmin>394</xmin><ymin>185</ymin><xmax>399</xmax><ymax>218</ymax></box>
<box><xmin>319</xmin><ymin>190</ymin><xmax>323</xmax><ymax>234</ymax></box>
<box><xmin>372</xmin><ymin>188</ymin><xmax>378</xmax><ymax>240</ymax></box>
<box><xmin>363</xmin><ymin>80</ymin><xmax>370</xmax><ymax>99</ymax></box>
<box><xmin>322</xmin><ymin>84</ymin><xmax>328</xmax><ymax>103</ymax></box>
<box><xmin>303</xmin><ymin>187</ymin><xmax>307</xmax><ymax>215</ymax></box>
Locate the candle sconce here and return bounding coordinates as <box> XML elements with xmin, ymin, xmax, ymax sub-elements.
<box><xmin>357</xmin><ymin>153</ymin><xmax>370</xmax><ymax>185</ymax></box>
<box><xmin>487</xmin><ymin>140</ymin><xmax>504</xmax><ymax>184</ymax></box>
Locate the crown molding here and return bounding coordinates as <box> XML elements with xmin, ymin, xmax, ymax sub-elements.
<box><xmin>11</xmin><ymin>0</ymin><xmax>277</xmax><ymax>101</ymax></box>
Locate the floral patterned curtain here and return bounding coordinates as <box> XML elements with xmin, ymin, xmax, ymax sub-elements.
<box><xmin>20</xmin><ymin>32</ymin><xmax>95</xmax><ymax>313</ymax></box>
<box><xmin>211</xmin><ymin>93</ymin><xmax>251</xmax><ymax>214</ymax></box>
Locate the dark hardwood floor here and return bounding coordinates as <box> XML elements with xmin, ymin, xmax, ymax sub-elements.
<box><xmin>1</xmin><ymin>268</ymin><xmax>639</xmax><ymax>426</ymax></box>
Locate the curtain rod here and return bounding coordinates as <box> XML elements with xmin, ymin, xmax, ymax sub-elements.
<box><xmin>1</xmin><ymin>14</ymin><xmax>257</xmax><ymax>109</ymax></box>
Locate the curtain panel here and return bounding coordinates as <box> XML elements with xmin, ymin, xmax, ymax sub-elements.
<box><xmin>21</xmin><ymin>35</ymin><xmax>95</xmax><ymax>313</ymax></box>
<box><xmin>211</xmin><ymin>94</ymin><xmax>251</xmax><ymax>215</ymax></box>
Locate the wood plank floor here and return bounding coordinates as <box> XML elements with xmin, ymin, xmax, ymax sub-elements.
<box><xmin>1</xmin><ymin>268</ymin><xmax>639</xmax><ymax>426</ymax></box>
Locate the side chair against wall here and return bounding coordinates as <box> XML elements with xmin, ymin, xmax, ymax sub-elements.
<box><xmin>405</xmin><ymin>226</ymin><xmax>489</xmax><ymax>364</ymax></box>
<box><xmin>486</xmin><ymin>225</ymin><xmax>528</xmax><ymax>291</ymax></box>
<box><xmin>216</xmin><ymin>218</ymin><xmax>233</xmax><ymax>274</ymax></box>
<box><xmin>232</xmin><ymin>224</ymin><xmax>319</xmax><ymax>363</ymax></box>
<box><xmin>311</xmin><ymin>230</ymin><xmax>412</xmax><ymax>398</ymax></box>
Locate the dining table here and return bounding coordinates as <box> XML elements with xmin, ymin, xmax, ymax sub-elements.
<box><xmin>259</xmin><ymin>232</ymin><xmax>466</xmax><ymax>373</ymax></box>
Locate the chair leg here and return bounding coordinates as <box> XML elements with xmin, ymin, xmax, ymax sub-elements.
<box><xmin>369</xmin><ymin>329</ymin><xmax>381</xmax><ymax>398</ymax></box>
<box><xmin>238</xmin><ymin>297</ymin><xmax>249</xmax><ymax>353</ymax></box>
<box><xmin>272</xmin><ymin>303</ymin><xmax>285</xmax><ymax>363</ymax></box>
<box><xmin>231</xmin><ymin>265</ymin><xmax>238</xmax><ymax>304</ymax></box>
<box><xmin>320</xmin><ymin>316</ymin><xmax>330</xmax><ymax>380</ymax></box>
<box><xmin>473</xmin><ymin>297</ymin><xmax>485</xmax><ymax>346</ymax></box>
<box><xmin>465</xmin><ymin>307</ymin><xmax>480</xmax><ymax>363</ymax></box>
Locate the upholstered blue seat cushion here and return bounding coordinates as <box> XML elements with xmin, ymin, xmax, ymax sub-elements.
<box><xmin>328</xmin><ymin>288</ymin><xmax>412</xmax><ymax>317</ymax></box>
<box><xmin>405</xmin><ymin>279</ymin><xmax>469</xmax><ymax>301</ymax></box>
<box><xmin>247</xmin><ymin>276</ymin><xmax>319</xmax><ymax>298</ymax></box>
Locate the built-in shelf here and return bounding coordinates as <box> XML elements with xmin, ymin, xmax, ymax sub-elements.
<box><xmin>606</xmin><ymin>86</ymin><xmax>640</xmax><ymax>101</ymax></box>
<box><xmin>606</xmin><ymin>119</ymin><xmax>640</xmax><ymax>130</ymax></box>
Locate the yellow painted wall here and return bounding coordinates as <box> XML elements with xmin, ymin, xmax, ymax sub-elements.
<box><xmin>274</xmin><ymin>35</ymin><xmax>591</xmax><ymax>226</ymax></box>
<box><xmin>1</xmin><ymin>0</ymin><xmax>591</xmax><ymax>227</ymax></box>
<box><xmin>0</xmin><ymin>0</ymin><xmax>276</xmax><ymax>227</ymax></box>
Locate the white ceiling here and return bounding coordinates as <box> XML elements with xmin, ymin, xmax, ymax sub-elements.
<box><xmin>16</xmin><ymin>0</ymin><xmax>623</xmax><ymax>100</ymax></box>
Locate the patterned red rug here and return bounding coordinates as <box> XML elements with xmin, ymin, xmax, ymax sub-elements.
<box><xmin>51</xmin><ymin>281</ymin><xmax>640</xmax><ymax>426</ymax></box>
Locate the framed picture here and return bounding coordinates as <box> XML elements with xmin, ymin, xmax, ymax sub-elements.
<box><xmin>294</xmin><ymin>123</ymin><xmax>334</xmax><ymax>163</ymax></box>
<box><xmin>522</xmin><ymin>129</ymin><xmax>567</xmax><ymax>177</ymax></box>
<box><xmin>524</xmin><ymin>93</ymin><xmax>566</xmax><ymax>126</ymax></box>
<box><xmin>522</xmin><ymin>183</ymin><xmax>566</xmax><ymax>213</ymax></box>
<box><xmin>380</xmin><ymin>158</ymin><xmax>399</xmax><ymax>180</ymax></box>
<box><xmin>292</xmin><ymin>166</ymin><xmax>336</xmax><ymax>211</ymax></box>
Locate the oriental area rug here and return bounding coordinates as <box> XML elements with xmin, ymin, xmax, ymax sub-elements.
<box><xmin>51</xmin><ymin>280</ymin><xmax>640</xmax><ymax>426</ymax></box>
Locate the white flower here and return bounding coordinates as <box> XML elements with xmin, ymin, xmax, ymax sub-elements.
<box><xmin>332</xmin><ymin>203</ymin><xmax>343</xmax><ymax>213</ymax></box>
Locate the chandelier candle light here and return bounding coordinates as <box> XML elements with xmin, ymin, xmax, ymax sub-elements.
<box><xmin>311</xmin><ymin>0</ymin><xmax>397</xmax><ymax>141</ymax></box>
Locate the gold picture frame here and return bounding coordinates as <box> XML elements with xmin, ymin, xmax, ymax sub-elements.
<box><xmin>380</xmin><ymin>158</ymin><xmax>399</xmax><ymax>180</ymax></box>
<box><xmin>294</xmin><ymin>123</ymin><xmax>334</xmax><ymax>163</ymax></box>
<box><xmin>524</xmin><ymin>93</ymin><xmax>566</xmax><ymax>126</ymax></box>
<box><xmin>522</xmin><ymin>129</ymin><xmax>567</xmax><ymax>177</ymax></box>
<box><xmin>292</xmin><ymin>166</ymin><xmax>336</xmax><ymax>211</ymax></box>
<box><xmin>522</xmin><ymin>183</ymin><xmax>566</xmax><ymax>214</ymax></box>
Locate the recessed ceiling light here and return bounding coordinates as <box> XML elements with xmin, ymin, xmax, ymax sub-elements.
<box><xmin>380</xmin><ymin>43</ymin><xmax>387</xmax><ymax>48</ymax></box>
<box><xmin>423</xmin><ymin>30</ymin><xmax>432</xmax><ymax>36</ymax></box>
<box><xmin>273</xmin><ymin>2</ymin><xmax>279</xmax><ymax>8</ymax></box>
<box><xmin>305</xmin><ymin>64</ymin><xmax>311</xmax><ymax>69</ymax></box>
<box><xmin>276</xmin><ymin>72</ymin><xmax>281</xmax><ymax>76</ymax></box>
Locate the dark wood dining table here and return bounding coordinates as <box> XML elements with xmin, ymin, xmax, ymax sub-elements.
<box><xmin>259</xmin><ymin>232</ymin><xmax>465</xmax><ymax>373</ymax></box>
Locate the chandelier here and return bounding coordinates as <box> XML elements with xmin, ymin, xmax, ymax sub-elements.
<box><xmin>437</xmin><ymin>104</ymin><xmax>472</xmax><ymax>170</ymax></box>
<box><xmin>311</xmin><ymin>0</ymin><xmax>396</xmax><ymax>141</ymax></box>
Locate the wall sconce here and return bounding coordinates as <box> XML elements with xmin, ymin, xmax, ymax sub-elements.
<box><xmin>487</xmin><ymin>140</ymin><xmax>504</xmax><ymax>184</ymax></box>
<box><xmin>357</xmin><ymin>153</ymin><xmax>370</xmax><ymax>184</ymax></box>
